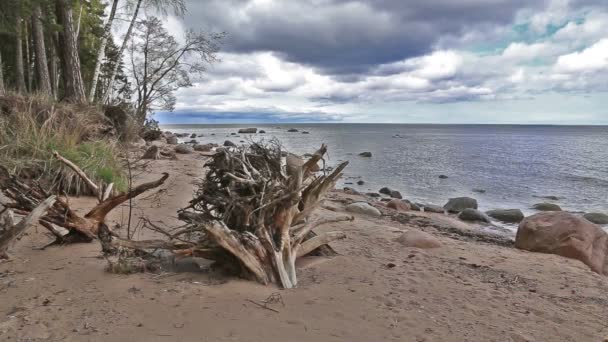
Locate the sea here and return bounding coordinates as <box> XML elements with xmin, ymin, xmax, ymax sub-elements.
<box><xmin>161</xmin><ymin>123</ymin><xmax>608</xmax><ymax>231</ymax></box>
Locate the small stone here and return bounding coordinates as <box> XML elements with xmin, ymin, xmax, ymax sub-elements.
<box><xmin>438</xmin><ymin>174</ymin><xmax>448</xmax><ymax>179</ymax></box>
<box><xmin>358</xmin><ymin>151</ymin><xmax>372</xmax><ymax>157</ymax></box>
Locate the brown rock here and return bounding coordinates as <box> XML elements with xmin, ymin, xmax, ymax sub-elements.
<box><xmin>386</xmin><ymin>199</ymin><xmax>411</xmax><ymax>212</ymax></box>
<box><xmin>396</xmin><ymin>230</ymin><xmax>442</xmax><ymax>249</ymax></box>
<box><xmin>515</xmin><ymin>211</ymin><xmax>608</xmax><ymax>275</ymax></box>
<box><xmin>141</xmin><ymin>145</ymin><xmax>160</xmax><ymax>160</ymax></box>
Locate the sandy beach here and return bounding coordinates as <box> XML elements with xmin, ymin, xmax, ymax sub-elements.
<box><xmin>1</xmin><ymin>151</ymin><xmax>607</xmax><ymax>342</ymax></box>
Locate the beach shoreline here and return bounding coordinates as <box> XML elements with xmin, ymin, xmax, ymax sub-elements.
<box><xmin>1</xmin><ymin>146</ymin><xmax>607</xmax><ymax>341</ymax></box>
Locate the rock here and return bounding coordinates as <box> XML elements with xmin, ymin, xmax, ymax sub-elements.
<box><xmin>390</xmin><ymin>190</ymin><xmax>402</xmax><ymax>199</ymax></box>
<box><xmin>423</xmin><ymin>204</ymin><xmax>445</xmax><ymax>214</ymax></box>
<box><xmin>386</xmin><ymin>199</ymin><xmax>411</xmax><ymax>212</ymax></box>
<box><xmin>458</xmin><ymin>208</ymin><xmax>491</xmax><ymax>223</ymax></box>
<box><xmin>486</xmin><ymin>209</ymin><xmax>525</xmax><ymax>223</ymax></box>
<box><xmin>379</xmin><ymin>187</ymin><xmax>392</xmax><ymax>195</ymax></box>
<box><xmin>358</xmin><ymin>151</ymin><xmax>372</xmax><ymax>157</ymax></box>
<box><xmin>472</xmin><ymin>188</ymin><xmax>486</xmax><ymax>194</ymax></box>
<box><xmin>396</xmin><ymin>230</ymin><xmax>442</xmax><ymax>249</ymax></box>
<box><xmin>166</xmin><ymin>135</ymin><xmax>178</xmax><ymax>145</ymax></box>
<box><xmin>175</xmin><ymin>144</ymin><xmax>193</xmax><ymax>154</ymax></box>
<box><xmin>287</xmin><ymin>128</ymin><xmax>299</xmax><ymax>132</ymax></box>
<box><xmin>438</xmin><ymin>174</ymin><xmax>448</xmax><ymax>179</ymax></box>
<box><xmin>131</xmin><ymin>137</ymin><xmax>146</xmax><ymax>148</ymax></box>
<box><xmin>259</xmin><ymin>130</ymin><xmax>266</xmax><ymax>133</ymax></box>
<box><xmin>230</xmin><ymin>132</ymin><xmax>237</xmax><ymax>136</ymax></box>
<box><xmin>141</xmin><ymin>145</ymin><xmax>160</xmax><ymax>160</ymax></box>
<box><xmin>197</xmin><ymin>134</ymin><xmax>204</xmax><ymax>137</ymax></box>
<box><xmin>444</xmin><ymin>197</ymin><xmax>478</xmax><ymax>213</ymax></box>
<box><xmin>223</xmin><ymin>140</ymin><xmax>236</xmax><ymax>147</ymax></box>
<box><xmin>406</xmin><ymin>201</ymin><xmax>421</xmax><ymax>211</ymax></box>
<box><xmin>515</xmin><ymin>211</ymin><xmax>608</xmax><ymax>275</ymax></box>
<box><xmin>302</xmin><ymin>131</ymin><xmax>310</xmax><ymax>134</ymax></box>
<box><xmin>532</xmin><ymin>202</ymin><xmax>562</xmax><ymax>211</ymax></box>
<box><xmin>343</xmin><ymin>187</ymin><xmax>361</xmax><ymax>195</ymax></box>
<box><xmin>357</xmin><ymin>180</ymin><xmax>365</xmax><ymax>185</ymax></box>
<box><xmin>238</xmin><ymin>128</ymin><xmax>257</xmax><ymax>134</ymax></box>
<box><xmin>190</xmin><ymin>133</ymin><xmax>197</xmax><ymax>138</ymax></box>
<box><xmin>584</xmin><ymin>213</ymin><xmax>608</xmax><ymax>225</ymax></box>
<box><xmin>188</xmin><ymin>139</ymin><xmax>198</xmax><ymax>144</ymax></box>
<box><xmin>346</xmin><ymin>202</ymin><xmax>382</xmax><ymax>217</ymax></box>
<box><xmin>366</xmin><ymin>192</ymin><xmax>381</xmax><ymax>198</ymax></box>
<box><xmin>194</xmin><ymin>144</ymin><xmax>214</xmax><ymax>152</ymax></box>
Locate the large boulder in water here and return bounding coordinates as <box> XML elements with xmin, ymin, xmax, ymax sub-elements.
<box><xmin>396</xmin><ymin>230</ymin><xmax>442</xmax><ymax>249</ymax></box>
<box><xmin>486</xmin><ymin>209</ymin><xmax>525</xmax><ymax>223</ymax></box>
<box><xmin>532</xmin><ymin>202</ymin><xmax>562</xmax><ymax>211</ymax></box>
<box><xmin>238</xmin><ymin>128</ymin><xmax>257</xmax><ymax>134</ymax></box>
<box><xmin>346</xmin><ymin>202</ymin><xmax>381</xmax><ymax>217</ymax></box>
<box><xmin>443</xmin><ymin>197</ymin><xmax>478</xmax><ymax>213</ymax></box>
<box><xmin>583</xmin><ymin>213</ymin><xmax>608</xmax><ymax>225</ymax></box>
<box><xmin>458</xmin><ymin>208</ymin><xmax>491</xmax><ymax>223</ymax></box>
<box><xmin>358</xmin><ymin>151</ymin><xmax>372</xmax><ymax>157</ymax></box>
<box><xmin>515</xmin><ymin>211</ymin><xmax>608</xmax><ymax>275</ymax></box>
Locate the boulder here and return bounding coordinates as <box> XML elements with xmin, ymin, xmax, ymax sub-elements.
<box><xmin>403</xmin><ymin>199</ymin><xmax>420</xmax><ymax>211</ymax></box>
<box><xmin>224</xmin><ymin>140</ymin><xmax>236</xmax><ymax>147</ymax></box>
<box><xmin>396</xmin><ymin>230</ymin><xmax>442</xmax><ymax>249</ymax></box>
<box><xmin>357</xmin><ymin>180</ymin><xmax>365</xmax><ymax>185</ymax></box>
<box><xmin>584</xmin><ymin>213</ymin><xmax>608</xmax><ymax>225</ymax></box>
<box><xmin>166</xmin><ymin>135</ymin><xmax>178</xmax><ymax>145</ymax></box>
<box><xmin>259</xmin><ymin>130</ymin><xmax>266</xmax><ymax>134</ymax></box>
<box><xmin>190</xmin><ymin>133</ymin><xmax>197</xmax><ymax>138</ymax></box>
<box><xmin>302</xmin><ymin>131</ymin><xmax>310</xmax><ymax>134</ymax></box>
<box><xmin>287</xmin><ymin>128</ymin><xmax>299</xmax><ymax>132</ymax></box>
<box><xmin>423</xmin><ymin>204</ymin><xmax>445</xmax><ymax>214</ymax></box>
<box><xmin>238</xmin><ymin>128</ymin><xmax>257</xmax><ymax>134</ymax></box>
<box><xmin>358</xmin><ymin>152</ymin><xmax>372</xmax><ymax>157</ymax></box>
<box><xmin>386</xmin><ymin>199</ymin><xmax>411</xmax><ymax>212</ymax></box>
<box><xmin>141</xmin><ymin>145</ymin><xmax>160</xmax><ymax>160</ymax></box>
<box><xmin>532</xmin><ymin>202</ymin><xmax>562</xmax><ymax>211</ymax></box>
<box><xmin>366</xmin><ymin>192</ymin><xmax>381</xmax><ymax>198</ymax></box>
<box><xmin>515</xmin><ymin>212</ymin><xmax>608</xmax><ymax>275</ymax></box>
<box><xmin>343</xmin><ymin>187</ymin><xmax>361</xmax><ymax>195</ymax></box>
<box><xmin>175</xmin><ymin>144</ymin><xmax>194</xmax><ymax>154</ymax></box>
<box><xmin>193</xmin><ymin>144</ymin><xmax>214</xmax><ymax>152</ymax></box>
<box><xmin>390</xmin><ymin>190</ymin><xmax>402</xmax><ymax>199</ymax></box>
<box><xmin>486</xmin><ymin>209</ymin><xmax>525</xmax><ymax>223</ymax></box>
<box><xmin>379</xmin><ymin>187</ymin><xmax>392</xmax><ymax>195</ymax></box>
<box><xmin>438</xmin><ymin>174</ymin><xmax>448</xmax><ymax>179</ymax></box>
<box><xmin>458</xmin><ymin>208</ymin><xmax>491</xmax><ymax>223</ymax></box>
<box><xmin>444</xmin><ymin>197</ymin><xmax>478</xmax><ymax>213</ymax></box>
<box><xmin>346</xmin><ymin>202</ymin><xmax>382</xmax><ymax>217</ymax></box>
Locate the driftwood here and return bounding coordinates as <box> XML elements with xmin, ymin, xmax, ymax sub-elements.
<box><xmin>0</xmin><ymin>196</ymin><xmax>56</xmax><ymax>258</ymax></box>
<box><xmin>0</xmin><ymin>162</ymin><xmax>169</xmax><ymax>245</ymax></box>
<box><xmin>108</xmin><ymin>142</ymin><xmax>351</xmax><ymax>288</ymax></box>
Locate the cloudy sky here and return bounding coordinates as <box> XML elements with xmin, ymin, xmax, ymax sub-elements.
<box><xmin>147</xmin><ymin>0</ymin><xmax>608</xmax><ymax>124</ymax></box>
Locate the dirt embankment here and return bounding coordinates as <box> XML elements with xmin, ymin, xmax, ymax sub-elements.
<box><xmin>1</xmin><ymin>153</ymin><xmax>607</xmax><ymax>341</ymax></box>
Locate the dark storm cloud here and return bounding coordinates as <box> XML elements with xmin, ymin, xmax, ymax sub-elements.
<box><xmin>182</xmin><ymin>0</ymin><xmax>553</xmax><ymax>75</ymax></box>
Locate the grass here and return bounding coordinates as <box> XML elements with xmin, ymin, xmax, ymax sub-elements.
<box><xmin>0</xmin><ymin>93</ymin><xmax>127</xmax><ymax>195</ymax></box>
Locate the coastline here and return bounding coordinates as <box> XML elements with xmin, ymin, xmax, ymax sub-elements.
<box><xmin>1</xmin><ymin>144</ymin><xmax>607</xmax><ymax>341</ymax></box>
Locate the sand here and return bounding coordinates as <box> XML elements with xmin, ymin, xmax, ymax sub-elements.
<box><xmin>1</xmin><ymin>153</ymin><xmax>607</xmax><ymax>341</ymax></box>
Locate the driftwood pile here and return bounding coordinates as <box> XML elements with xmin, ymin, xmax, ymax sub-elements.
<box><xmin>100</xmin><ymin>142</ymin><xmax>351</xmax><ymax>288</ymax></box>
<box><xmin>1</xmin><ymin>142</ymin><xmax>350</xmax><ymax>289</ymax></box>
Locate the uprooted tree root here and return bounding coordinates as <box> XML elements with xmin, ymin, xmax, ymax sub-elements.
<box><xmin>0</xmin><ymin>157</ymin><xmax>169</xmax><ymax>247</ymax></box>
<box><xmin>100</xmin><ymin>142</ymin><xmax>352</xmax><ymax>288</ymax></box>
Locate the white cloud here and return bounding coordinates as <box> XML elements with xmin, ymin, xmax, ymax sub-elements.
<box><xmin>554</xmin><ymin>39</ymin><xmax>608</xmax><ymax>73</ymax></box>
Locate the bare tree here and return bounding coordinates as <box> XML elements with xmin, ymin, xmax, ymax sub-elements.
<box><xmin>101</xmin><ymin>0</ymin><xmax>186</xmax><ymax>104</ymax></box>
<box><xmin>128</xmin><ymin>17</ymin><xmax>223</xmax><ymax>123</ymax></box>
<box><xmin>88</xmin><ymin>0</ymin><xmax>119</xmax><ymax>102</ymax></box>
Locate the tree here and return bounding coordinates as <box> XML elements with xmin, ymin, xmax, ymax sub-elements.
<box><xmin>128</xmin><ymin>17</ymin><xmax>222</xmax><ymax>123</ymax></box>
<box><xmin>0</xmin><ymin>51</ymin><xmax>5</xmax><ymax>95</ymax></box>
<box><xmin>101</xmin><ymin>0</ymin><xmax>186</xmax><ymax>104</ymax></box>
<box><xmin>88</xmin><ymin>0</ymin><xmax>118</xmax><ymax>102</ymax></box>
<box><xmin>31</xmin><ymin>4</ymin><xmax>52</xmax><ymax>95</ymax></box>
<box><xmin>55</xmin><ymin>0</ymin><xmax>86</xmax><ymax>102</ymax></box>
<box><xmin>15</xmin><ymin>10</ymin><xmax>27</xmax><ymax>93</ymax></box>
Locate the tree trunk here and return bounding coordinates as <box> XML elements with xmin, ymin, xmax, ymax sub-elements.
<box><xmin>0</xmin><ymin>52</ymin><xmax>5</xmax><ymax>95</ymax></box>
<box><xmin>32</xmin><ymin>6</ymin><xmax>52</xmax><ymax>96</ymax></box>
<box><xmin>56</xmin><ymin>0</ymin><xmax>86</xmax><ymax>102</ymax></box>
<box><xmin>24</xmin><ymin>21</ymin><xmax>33</xmax><ymax>92</ymax></box>
<box><xmin>15</xmin><ymin>13</ymin><xmax>27</xmax><ymax>94</ymax></box>
<box><xmin>89</xmin><ymin>0</ymin><xmax>119</xmax><ymax>102</ymax></box>
<box><xmin>75</xmin><ymin>2</ymin><xmax>83</xmax><ymax>43</ymax></box>
<box><xmin>102</xmin><ymin>0</ymin><xmax>142</xmax><ymax>104</ymax></box>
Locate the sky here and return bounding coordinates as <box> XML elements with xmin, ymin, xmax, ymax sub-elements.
<box><xmin>140</xmin><ymin>0</ymin><xmax>608</xmax><ymax>124</ymax></box>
